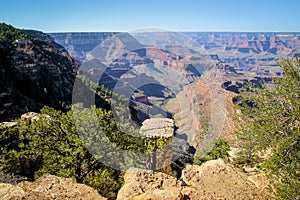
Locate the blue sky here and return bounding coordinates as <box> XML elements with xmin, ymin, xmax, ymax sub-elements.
<box><xmin>1</xmin><ymin>0</ymin><xmax>300</xmax><ymax>32</ymax></box>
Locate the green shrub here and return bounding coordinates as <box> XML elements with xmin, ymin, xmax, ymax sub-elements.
<box><xmin>194</xmin><ymin>138</ymin><xmax>230</xmax><ymax>165</ymax></box>
<box><xmin>0</xmin><ymin>104</ymin><xmax>160</xmax><ymax>199</ymax></box>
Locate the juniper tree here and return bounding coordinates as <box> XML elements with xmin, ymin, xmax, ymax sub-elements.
<box><xmin>235</xmin><ymin>57</ymin><xmax>300</xmax><ymax>199</ymax></box>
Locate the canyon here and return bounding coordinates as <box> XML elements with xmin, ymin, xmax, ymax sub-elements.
<box><xmin>1</xmin><ymin>24</ymin><xmax>299</xmax><ymax>199</ymax></box>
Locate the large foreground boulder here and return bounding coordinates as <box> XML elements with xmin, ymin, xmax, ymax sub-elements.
<box><xmin>0</xmin><ymin>174</ymin><xmax>106</xmax><ymax>200</ymax></box>
<box><xmin>0</xmin><ymin>183</ymin><xmax>25</xmax><ymax>200</ymax></box>
<box><xmin>117</xmin><ymin>167</ymin><xmax>183</xmax><ymax>200</ymax></box>
<box><xmin>181</xmin><ymin>159</ymin><xmax>271</xmax><ymax>199</ymax></box>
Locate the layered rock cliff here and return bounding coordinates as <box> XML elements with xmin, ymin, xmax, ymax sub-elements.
<box><xmin>186</xmin><ymin>32</ymin><xmax>300</xmax><ymax>54</ymax></box>
<box><xmin>0</xmin><ymin>23</ymin><xmax>76</xmax><ymax>121</ymax></box>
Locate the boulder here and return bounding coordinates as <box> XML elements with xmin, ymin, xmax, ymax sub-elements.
<box><xmin>20</xmin><ymin>112</ymin><xmax>51</xmax><ymax>123</ymax></box>
<box><xmin>20</xmin><ymin>112</ymin><xmax>40</xmax><ymax>122</ymax></box>
<box><xmin>17</xmin><ymin>174</ymin><xmax>106</xmax><ymax>200</ymax></box>
<box><xmin>117</xmin><ymin>167</ymin><xmax>182</xmax><ymax>200</ymax></box>
<box><xmin>0</xmin><ymin>121</ymin><xmax>18</xmax><ymax>128</ymax></box>
<box><xmin>0</xmin><ymin>183</ymin><xmax>25</xmax><ymax>200</ymax></box>
<box><xmin>181</xmin><ymin>159</ymin><xmax>268</xmax><ymax>199</ymax></box>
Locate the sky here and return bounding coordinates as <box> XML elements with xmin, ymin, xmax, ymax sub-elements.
<box><xmin>1</xmin><ymin>0</ymin><xmax>300</xmax><ymax>33</ymax></box>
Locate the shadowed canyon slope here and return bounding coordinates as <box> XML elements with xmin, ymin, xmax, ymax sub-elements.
<box><xmin>0</xmin><ymin>24</ymin><xmax>76</xmax><ymax>121</ymax></box>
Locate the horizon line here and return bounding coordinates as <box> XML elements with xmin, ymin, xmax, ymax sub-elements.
<box><xmin>46</xmin><ymin>30</ymin><xmax>300</xmax><ymax>34</ymax></box>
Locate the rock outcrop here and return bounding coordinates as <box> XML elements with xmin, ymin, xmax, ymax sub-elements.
<box><xmin>0</xmin><ymin>174</ymin><xmax>106</xmax><ymax>200</ymax></box>
<box><xmin>139</xmin><ymin>118</ymin><xmax>174</xmax><ymax>139</ymax></box>
<box><xmin>19</xmin><ymin>112</ymin><xmax>52</xmax><ymax>123</ymax></box>
<box><xmin>139</xmin><ymin>118</ymin><xmax>175</xmax><ymax>171</ymax></box>
<box><xmin>117</xmin><ymin>168</ymin><xmax>183</xmax><ymax>200</ymax></box>
<box><xmin>0</xmin><ymin>160</ymin><xmax>272</xmax><ymax>200</ymax></box>
<box><xmin>181</xmin><ymin>159</ymin><xmax>268</xmax><ymax>199</ymax></box>
<box><xmin>0</xmin><ymin>121</ymin><xmax>18</xmax><ymax>128</ymax></box>
<box><xmin>0</xmin><ymin>183</ymin><xmax>25</xmax><ymax>200</ymax></box>
<box><xmin>117</xmin><ymin>159</ymin><xmax>272</xmax><ymax>200</ymax></box>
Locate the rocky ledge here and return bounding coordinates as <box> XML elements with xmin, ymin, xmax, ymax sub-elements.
<box><xmin>0</xmin><ymin>159</ymin><xmax>273</xmax><ymax>200</ymax></box>
<box><xmin>0</xmin><ymin>174</ymin><xmax>107</xmax><ymax>200</ymax></box>
<box><xmin>117</xmin><ymin>159</ymin><xmax>272</xmax><ymax>200</ymax></box>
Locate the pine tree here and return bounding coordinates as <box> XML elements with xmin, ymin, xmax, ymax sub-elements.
<box><xmin>235</xmin><ymin>57</ymin><xmax>300</xmax><ymax>199</ymax></box>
